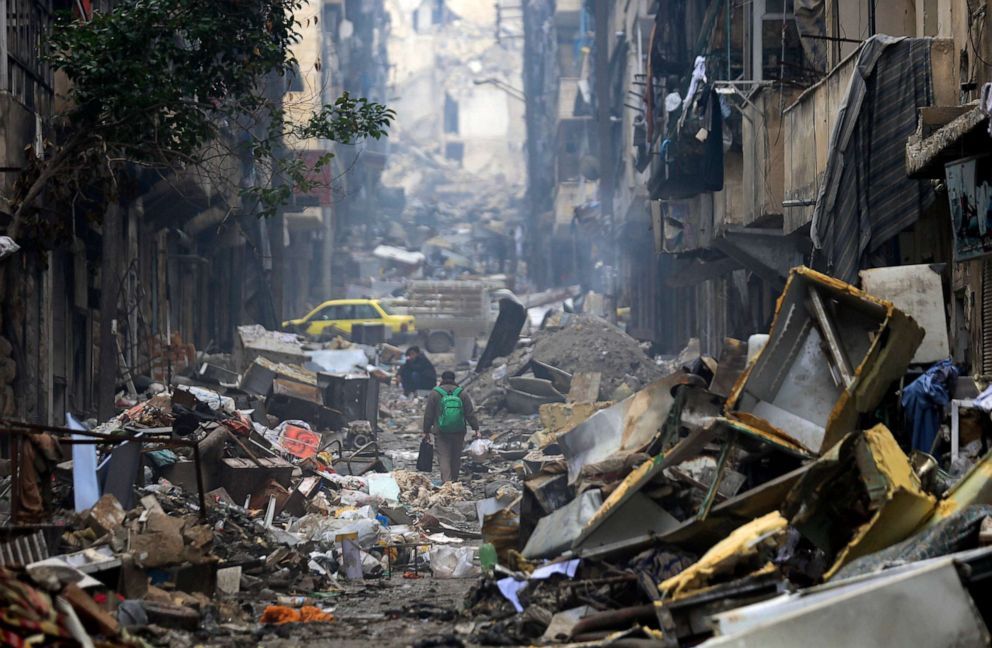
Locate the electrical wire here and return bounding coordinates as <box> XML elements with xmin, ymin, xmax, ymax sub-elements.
<box><xmin>968</xmin><ymin>6</ymin><xmax>991</xmax><ymax>67</ymax></box>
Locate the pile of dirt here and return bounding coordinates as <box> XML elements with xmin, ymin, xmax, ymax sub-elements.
<box><xmin>467</xmin><ymin>314</ymin><xmax>666</xmax><ymax>409</ymax></box>
<box><xmin>532</xmin><ymin>314</ymin><xmax>666</xmax><ymax>398</ymax></box>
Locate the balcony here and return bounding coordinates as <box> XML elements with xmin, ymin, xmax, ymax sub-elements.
<box><xmin>553</xmin><ymin>180</ymin><xmax>597</xmax><ymax>233</ymax></box>
<box><xmin>742</xmin><ymin>85</ymin><xmax>803</xmax><ymax>227</ymax></box>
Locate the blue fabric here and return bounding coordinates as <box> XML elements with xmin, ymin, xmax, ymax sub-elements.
<box><xmin>901</xmin><ymin>358</ymin><xmax>959</xmax><ymax>451</ymax></box>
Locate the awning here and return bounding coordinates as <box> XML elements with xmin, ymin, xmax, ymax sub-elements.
<box><xmin>284</xmin><ymin>206</ymin><xmax>324</xmax><ymax>231</ymax></box>
<box><xmin>906</xmin><ymin>104</ymin><xmax>991</xmax><ymax>179</ymax></box>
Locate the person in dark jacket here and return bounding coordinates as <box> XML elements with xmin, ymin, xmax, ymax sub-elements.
<box><xmin>397</xmin><ymin>346</ymin><xmax>437</xmax><ymax>396</ymax></box>
<box><xmin>422</xmin><ymin>371</ymin><xmax>480</xmax><ymax>482</ymax></box>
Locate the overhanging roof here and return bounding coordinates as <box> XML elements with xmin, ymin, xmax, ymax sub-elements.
<box><xmin>906</xmin><ymin>104</ymin><xmax>991</xmax><ymax>178</ymax></box>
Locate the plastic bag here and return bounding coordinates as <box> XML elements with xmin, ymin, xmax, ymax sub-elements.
<box><xmin>367</xmin><ymin>473</ymin><xmax>401</xmax><ymax>502</ymax></box>
<box><xmin>0</xmin><ymin>236</ymin><xmax>19</xmax><ymax>261</ymax></box>
<box><xmin>466</xmin><ymin>438</ymin><xmax>494</xmax><ymax>459</ymax></box>
<box><xmin>430</xmin><ymin>546</ymin><xmax>480</xmax><ymax>579</ymax></box>
<box><xmin>179</xmin><ymin>385</ymin><xmax>236</xmax><ymax>413</ymax></box>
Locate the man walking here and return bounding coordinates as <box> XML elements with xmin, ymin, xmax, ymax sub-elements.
<box><xmin>397</xmin><ymin>346</ymin><xmax>437</xmax><ymax>396</ymax></box>
<box><xmin>422</xmin><ymin>371</ymin><xmax>481</xmax><ymax>482</ymax></box>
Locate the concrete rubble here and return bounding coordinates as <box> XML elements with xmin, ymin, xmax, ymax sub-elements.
<box><xmin>0</xmin><ymin>314</ymin><xmax>543</xmax><ymax>646</ymax></box>
<box><xmin>4</xmin><ymin>266</ymin><xmax>992</xmax><ymax>646</ymax></box>
<box><xmin>432</xmin><ymin>266</ymin><xmax>992</xmax><ymax>647</ymax></box>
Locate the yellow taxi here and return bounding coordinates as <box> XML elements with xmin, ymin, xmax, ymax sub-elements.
<box><xmin>282</xmin><ymin>299</ymin><xmax>415</xmax><ymax>338</ymax></box>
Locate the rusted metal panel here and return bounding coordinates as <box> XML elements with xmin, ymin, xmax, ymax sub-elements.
<box><xmin>271</xmin><ymin>377</ymin><xmax>323</xmax><ymax>404</ymax></box>
<box><xmin>571</xmin><ymin>423</ymin><xmax>722</xmax><ymax>554</ymax></box>
<box><xmin>725</xmin><ymin>266</ymin><xmax>924</xmax><ymax>455</ymax></box>
<box><xmin>523</xmin><ymin>489</ymin><xmax>603</xmax><ymax>559</ymax></box>
<box><xmin>782</xmin><ymin>425</ymin><xmax>936</xmax><ymax>579</ymax></box>
<box><xmin>558</xmin><ymin>373</ymin><xmax>703</xmax><ymax>484</ymax></box>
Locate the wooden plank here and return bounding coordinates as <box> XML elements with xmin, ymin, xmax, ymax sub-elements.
<box><xmin>567</xmin><ymin>371</ymin><xmax>602</xmax><ymax>403</ymax></box>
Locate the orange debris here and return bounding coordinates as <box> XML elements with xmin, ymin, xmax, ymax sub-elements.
<box><xmin>260</xmin><ymin>605</ymin><xmax>334</xmax><ymax>625</ymax></box>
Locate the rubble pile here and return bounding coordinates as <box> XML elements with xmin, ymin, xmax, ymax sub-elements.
<box><xmin>531</xmin><ymin>314</ymin><xmax>667</xmax><ymax>398</ymax></box>
<box><xmin>470</xmin><ymin>313</ymin><xmax>665</xmax><ymax>412</ymax></box>
<box><xmin>452</xmin><ymin>266</ymin><xmax>992</xmax><ymax>646</ymax></box>
<box><xmin>0</xmin><ymin>321</ymin><xmax>543</xmax><ymax>646</ymax></box>
<box><xmin>7</xmin><ymin>266</ymin><xmax>992</xmax><ymax>645</ymax></box>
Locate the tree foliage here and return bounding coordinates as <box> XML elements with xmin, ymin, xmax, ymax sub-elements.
<box><xmin>11</xmin><ymin>0</ymin><xmax>393</xmax><ymax>241</ymax></box>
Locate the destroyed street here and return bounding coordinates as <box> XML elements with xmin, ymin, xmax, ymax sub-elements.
<box><xmin>2</xmin><ymin>1</ymin><xmax>992</xmax><ymax>647</ymax></box>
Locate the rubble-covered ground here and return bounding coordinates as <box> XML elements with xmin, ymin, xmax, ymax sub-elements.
<box><xmin>159</xmin><ymin>388</ymin><xmax>527</xmax><ymax>647</ymax></box>
<box><xmin>8</xmin><ymin>274</ymin><xmax>992</xmax><ymax>648</ymax></box>
<box><xmin>195</xmin><ymin>386</ymin><xmax>536</xmax><ymax>646</ymax></box>
<box><xmin>529</xmin><ymin>314</ymin><xmax>667</xmax><ymax>398</ymax></box>
<box><xmin>470</xmin><ymin>313</ymin><xmax>667</xmax><ymax>409</ymax></box>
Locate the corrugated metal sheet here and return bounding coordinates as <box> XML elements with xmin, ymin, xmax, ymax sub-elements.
<box><xmin>0</xmin><ymin>531</ymin><xmax>49</xmax><ymax>568</ymax></box>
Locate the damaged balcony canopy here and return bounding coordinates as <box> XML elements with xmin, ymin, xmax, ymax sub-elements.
<box><xmin>726</xmin><ymin>267</ymin><xmax>924</xmax><ymax>455</ymax></box>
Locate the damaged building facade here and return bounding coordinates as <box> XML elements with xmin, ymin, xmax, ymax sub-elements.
<box><xmin>523</xmin><ymin>0</ymin><xmax>992</xmax><ymax>366</ymax></box>
<box><xmin>7</xmin><ymin>0</ymin><xmax>992</xmax><ymax>645</ymax></box>
<box><xmin>0</xmin><ymin>0</ymin><xmax>391</xmax><ymax>425</ymax></box>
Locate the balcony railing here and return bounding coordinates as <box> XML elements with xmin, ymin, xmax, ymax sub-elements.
<box><xmin>3</xmin><ymin>0</ymin><xmax>53</xmax><ymax>113</ymax></box>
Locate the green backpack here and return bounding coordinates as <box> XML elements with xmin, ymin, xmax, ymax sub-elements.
<box><xmin>434</xmin><ymin>386</ymin><xmax>465</xmax><ymax>433</ymax></box>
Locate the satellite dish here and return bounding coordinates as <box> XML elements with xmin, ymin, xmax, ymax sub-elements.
<box><xmin>339</xmin><ymin>19</ymin><xmax>354</xmax><ymax>39</ymax></box>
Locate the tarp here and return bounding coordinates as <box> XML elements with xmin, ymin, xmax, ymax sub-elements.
<box><xmin>810</xmin><ymin>36</ymin><xmax>936</xmax><ymax>283</ymax></box>
<box><xmin>901</xmin><ymin>358</ymin><xmax>959</xmax><ymax>452</ymax></box>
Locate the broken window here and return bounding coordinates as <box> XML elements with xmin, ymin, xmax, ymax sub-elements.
<box><xmin>754</xmin><ymin>1</ymin><xmax>814</xmax><ymax>83</ymax></box>
<box><xmin>443</xmin><ymin>93</ymin><xmax>459</xmax><ymax>134</ymax></box>
<box><xmin>445</xmin><ymin>141</ymin><xmax>464</xmax><ymax>165</ymax></box>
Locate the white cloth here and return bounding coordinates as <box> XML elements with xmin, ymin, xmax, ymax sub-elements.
<box><xmin>496</xmin><ymin>559</ymin><xmax>581</xmax><ymax>612</ymax></box>
<box><xmin>975</xmin><ymin>384</ymin><xmax>992</xmax><ymax>413</ymax></box>
<box><xmin>683</xmin><ymin>56</ymin><xmax>707</xmax><ymax>109</ymax></box>
<box><xmin>981</xmin><ymin>82</ymin><xmax>992</xmax><ymax>137</ymax></box>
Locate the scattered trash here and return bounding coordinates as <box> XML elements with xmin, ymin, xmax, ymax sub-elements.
<box><xmin>430</xmin><ymin>546</ymin><xmax>480</xmax><ymax>579</ymax></box>
<box><xmin>466</xmin><ymin>438</ymin><xmax>494</xmax><ymax>459</ymax></box>
<box><xmin>5</xmin><ymin>266</ymin><xmax>990</xmax><ymax>646</ymax></box>
<box><xmin>260</xmin><ymin>605</ymin><xmax>335</xmax><ymax>625</ymax></box>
